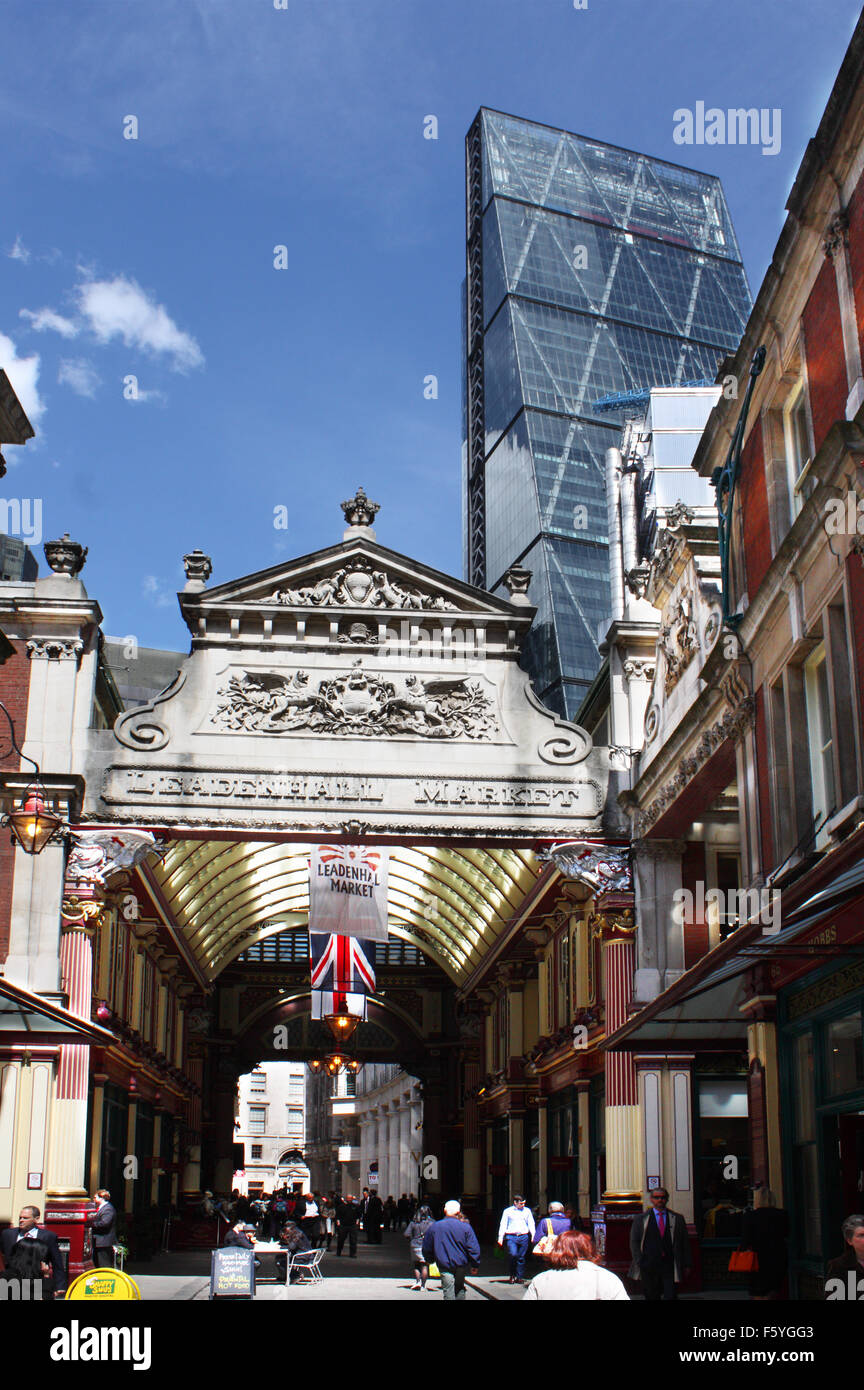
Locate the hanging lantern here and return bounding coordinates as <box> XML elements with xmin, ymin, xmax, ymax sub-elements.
<box><xmin>306</xmin><ymin>1058</ymin><xmax>324</xmax><ymax>1075</ymax></box>
<box><xmin>6</xmin><ymin>783</ymin><xmax>64</xmax><ymax>855</ymax></box>
<box><xmin>323</xmin><ymin>1005</ymin><xmax>360</xmax><ymax>1044</ymax></box>
<box><xmin>345</xmin><ymin>1058</ymin><xmax>362</xmax><ymax>1075</ymax></box>
<box><xmin>324</xmin><ymin>1052</ymin><xmax>347</xmax><ymax>1077</ymax></box>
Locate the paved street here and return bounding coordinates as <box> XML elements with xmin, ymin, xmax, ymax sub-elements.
<box><xmin>125</xmin><ymin>1231</ymin><xmax>529</xmax><ymax>1301</ymax></box>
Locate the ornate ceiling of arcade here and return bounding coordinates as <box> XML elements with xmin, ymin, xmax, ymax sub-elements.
<box><xmin>143</xmin><ymin>840</ymin><xmax>543</xmax><ymax>985</ymax></box>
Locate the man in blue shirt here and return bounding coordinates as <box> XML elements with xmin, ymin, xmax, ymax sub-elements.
<box><xmin>421</xmin><ymin>1200</ymin><xmax>481</xmax><ymax>1301</ymax></box>
<box><xmin>497</xmin><ymin>1194</ymin><xmax>536</xmax><ymax>1284</ymax></box>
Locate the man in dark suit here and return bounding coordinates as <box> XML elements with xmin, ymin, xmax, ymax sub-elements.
<box><xmin>0</xmin><ymin>1204</ymin><xmax>68</xmax><ymax>1298</ymax></box>
<box><xmin>85</xmin><ymin>1189</ymin><xmax>117</xmax><ymax>1268</ymax></box>
<box><xmin>629</xmin><ymin>1187</ymin><xmax>691</xmax><ymax>1300</ymax></box>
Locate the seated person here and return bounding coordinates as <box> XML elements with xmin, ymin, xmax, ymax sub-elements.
<box><xmin>224</xmin><ymin>1221</ymin><xmax>261</xmax><ymax>1268</ymax></box>
<box><xmin>276</xmin><ymin>1219</ymin><xmax>312</xmax><ymax>1282</ymax></box>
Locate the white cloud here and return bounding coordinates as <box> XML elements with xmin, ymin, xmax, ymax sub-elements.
<box><xmin>77</xmin><ymin>277</ymin><xmax>203</xmax><ymax>372</ymax></box>
<box><xmin>0</xmin><ymin>332</ymin><xmax>45</xmax><ymax>426</ymax></box>
<box><xmin>8</xmin><ymin>236</ymin><xmax>30</xmax><ymax>263</ymax></box>
<box><xmin>58</xmin><ymin>358</ymin><xmax>101</xmax><ymax>398</ymax></box>
<box><xmin>20</xmin><ymin>306</ymin><xmax>79</xmax><ymax>338</ymax></box>
<box><xmin>142</xmin><ymin>575</ymin><xmax>175</xmax><ymax>608</ymax></box>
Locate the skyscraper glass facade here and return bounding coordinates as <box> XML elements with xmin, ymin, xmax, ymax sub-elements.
<box><xmin>463</xmin><ymin>109</ymin><xmax>752</xmax><ymax>719</ymax></box>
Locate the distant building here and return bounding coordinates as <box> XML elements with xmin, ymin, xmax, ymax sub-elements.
<box><xmin>0</xmin><ymin>535</ymin><xmax>37</xmax><ymax>583</ymax></box>
<box><xmin>234</xmin><ymin>1063</ymin><xmax>310</xmax><ymax>1197</ymax></box>
<box><xmin>463</xmin><ymin>108</ymin><xmax>751</xmax><ymax>717</ymax></box>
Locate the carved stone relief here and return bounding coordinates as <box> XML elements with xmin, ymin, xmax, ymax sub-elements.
<box><xmin>210</xmin><ymin>661</ymin><xmax>499</xmax><ymax>740</ymax></box>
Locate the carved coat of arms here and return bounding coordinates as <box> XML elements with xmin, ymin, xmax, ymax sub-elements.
<box><xmin>266</xmin><ymin>561</ymin><xmax>457</xmax><ymax>611</ymax></box>
<box><xmin>211</xmin><ymin>662</ymin><xmax>498</xmax><ymax>739</ymax></box>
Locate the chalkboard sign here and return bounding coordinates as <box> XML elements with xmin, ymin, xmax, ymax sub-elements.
<box><xmin>209</xmin><ymin>1246</ymin><xmax>255</xmax><ymax>1299</ymax></box>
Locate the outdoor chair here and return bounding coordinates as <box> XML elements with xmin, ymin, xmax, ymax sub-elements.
<box><xmin>286</xmin><ymin>1247</ymin><xmax>325</xmax><ymax>1284</ymax></box>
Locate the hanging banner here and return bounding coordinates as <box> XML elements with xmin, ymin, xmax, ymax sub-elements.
<box><xmin>308</xmin><ymin>844</ymin><xmax>390</xmax><ymax>942</ymax></box>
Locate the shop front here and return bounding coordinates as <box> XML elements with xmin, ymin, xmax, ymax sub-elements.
<box><xmin>780</xmin><ymin>958</ymin><xmax>864</xmax><ymax>1299</ymax></box>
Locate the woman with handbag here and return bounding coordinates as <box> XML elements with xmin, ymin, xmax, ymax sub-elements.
<box><xmin>736</xmin><ymin>1188</ymin><xmax>788</xmax><ymax>1299</ymax></box>
<box><xmin>404</xmin><ymin>1203</ymin><xmax>435</xmax><ymax>1290</ymax></box>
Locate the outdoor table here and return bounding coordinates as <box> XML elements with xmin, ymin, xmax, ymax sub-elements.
<box><xmin>248</xmin><ymin>1240</ymin><xmax>290</xmax><ymax>1285</ymax></box>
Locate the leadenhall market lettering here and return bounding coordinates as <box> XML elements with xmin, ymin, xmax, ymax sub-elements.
<box><xmin>102</xmin><ymin>768</ymin><xmax>600</xmax><ymax>814</ymax></box>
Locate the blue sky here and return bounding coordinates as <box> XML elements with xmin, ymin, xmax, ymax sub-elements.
<box><xmin>1</xmin><ymin>0</ymin><xmax>861</xmax><ymax>651</ymax></box>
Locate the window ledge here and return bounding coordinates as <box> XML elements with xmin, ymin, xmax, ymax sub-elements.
<box><xmin>826</xmin><ymin>795</ymin><xmax>864</xmax><ymax>842</ymax></box>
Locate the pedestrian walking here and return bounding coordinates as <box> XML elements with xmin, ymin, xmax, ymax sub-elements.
<box><xmin>629</xmin><ymin>1187</ymin><xmax>691</xmax><ymax>1300</ymax></box>
<box><xmin>404</xmin><ymin>1203</ymin><xmax>435</xmax><ymax>1290</ymax></box>
<box><xmin>739</xmin><ymin>1188</ymin><xmax>788</xmax><ymax>1299</ymax></box>
<box><xmin>335</xmin><ymin>1193</ymin><xmax>360</xmax><ymax>1257</ymax></box>
<box><xmin>497</xmin><ymin>1193</ymin><xmax>536</xmax><ymax>1284</ymax></box>
<box><xmin>421</xmin><ymin>1200</ymin><xmax>481</xmax><ymax>1302</ymax></box>
<box><xmin>321</xmin><ymin>1194</ymin><xmax>336</xmax><ymax>1250</ymax></box>
<box><xmin>532</xmin><ymin>1200</ymin><xmax>572</xmax><ymax>1257</ymax></box>
<box><xmin>397</xmin><ymin>1193</ymin><xmax>411</xmax><ymax>1229</ymax></box>
<box><xmin>85</xmin><ymin>1188</ymin><xmax>117</xmax><ymax>1268</ymax></box>
<box><xmin>299</xmin><ymin>1192</ymin><xmax>320</xmax><ymax>1246</ymax></box>
<box><xmin>365</xmin><ymin>1190</ymin><xmax>384</xmax><ymax>1243</ymax></box>
<box><xmin>522</xmin><ymin>1230</ymin><xmax>629</xmax><ymax>1300</ymax></box>
<box><xmin>384</xmin><ymin>1195</ymin><xmax>398</xmax><ymax>1231</ymax></box>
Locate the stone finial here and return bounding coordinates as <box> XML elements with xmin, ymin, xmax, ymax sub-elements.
<box><xmin>183</xmin><ymin>549</ymin><xmax>212</xmax><ymax>591</ymax></box>
<box><xmin>502</xmin><ymin>564</ymin><xmax>532</xmax><ymax>605</ymax></box>
<box><xmin>341</xmin><ymin>487</ymin><xmax>380</xmax><ymax>540</ymax></box>
<box><xmin>44</xmin><ymin>533</ymin><xmax>88</xmax><ymax>576</ymax></box>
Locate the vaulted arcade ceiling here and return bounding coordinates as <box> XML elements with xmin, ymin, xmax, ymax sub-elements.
<box><xmin>143</xmin><ymin>839</ymin><xmax>543</xmax><ymax>985</ymax></box>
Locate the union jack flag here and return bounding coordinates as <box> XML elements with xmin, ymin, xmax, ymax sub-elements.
<box><xmin>310</xmin><ymin>932</ymin><xmax>376</xmax><ymax>996</ymax></box>
<box><xmin>310</xmin><ymin>990</ymin><xmax>367</xmax><ymax>1022</ymax></box>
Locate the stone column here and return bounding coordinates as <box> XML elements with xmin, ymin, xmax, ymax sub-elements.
<box><xmin>88</xmin><ymin>1073</ymin><xmax>108</xmax><ymax>1193</ymax></box>
<box><xmin>742</xmin><ymin>977</ymin><xmax>783</xmax><ymax>1200</ymax></box>
<box><xmin>399</xmin><ymin>1097</ymin><xmax>412</xmax><ymax>1197</ymax></box>
<box><xmin>508</xmin><ymin>1115</ymin><xmax>524</xmax><ymax>1198</ymax></box>
<box><xmin>46</xmin><ymin>903</ymin><xmax>99</xmax><ymax>1197</ymax></box>
<box><xmin>536</xmin><ymin>1099</ymin><xmax>549</xmax><ymax>1213</ymax></box>
<box><xmin>601</xmin><ymin>921</ymin><xmax>642</xmax><ymax>1202</ymax></box>
<box><xmin>631</xmin><ymin>839</ymin><xmax>686</xmax><ymax>1001</ymax></box>
<box><xmin>462</xmin><ymin>1050</ymin><xmax>482</xmax><ymax>1199</ymax></box>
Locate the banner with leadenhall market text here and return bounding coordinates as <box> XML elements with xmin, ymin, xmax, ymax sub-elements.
<box><xmin>308</xmin><ymin>844</ymin><xmax>390</xmax><ymax>942</ymax></box>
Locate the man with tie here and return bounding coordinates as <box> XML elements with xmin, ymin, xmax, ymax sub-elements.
<box><xmin>0</xmin><ymin>1205</ymin><xmax>68</xmax><ymax>1298</ymax></box>
<box><xmin>629</xmin><ymin>1188</ymin><xmax>690</xmax><ymax>1300</ymax></box>
<box><xmin>85</xmin><ymin>1188</ymin><xmax>117</xmax><ymax>1268</ymax></box>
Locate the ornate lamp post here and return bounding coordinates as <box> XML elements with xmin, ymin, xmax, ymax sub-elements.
<box><xmin>0</xmin><ymin>700</ymin><xmax>66</xmax><ymax>853</ymax></box>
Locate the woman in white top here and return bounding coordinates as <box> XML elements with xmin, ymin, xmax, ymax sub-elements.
<box><xmin>522</xmin><ymin>1229</ymin><xmax>630</xmax><ymax>1301</ymax></box>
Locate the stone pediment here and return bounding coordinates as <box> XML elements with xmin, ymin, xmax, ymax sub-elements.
<box><xmin>178</xmin><ymin>539</ymin><xmax>529</xmax><ymax>635</ymax></box>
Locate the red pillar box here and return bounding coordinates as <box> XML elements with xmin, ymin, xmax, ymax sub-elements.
<box><xmin>43</xmin><ymin>1196</ymin><xmax>96</xmax><ymax>1283</ymax></box>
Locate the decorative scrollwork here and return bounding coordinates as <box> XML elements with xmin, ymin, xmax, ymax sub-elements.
<box><xmin>113</xmin><ymin>669</ymin><xmax>186</xmax><ymax>750</ymax></box>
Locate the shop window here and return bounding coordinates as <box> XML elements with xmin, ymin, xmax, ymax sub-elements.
<box><xmin>825</xmin><ymin>1010</ymin><xmax>864</xmax><ymax>1096</ymax></box>
<box><xmin>697</xmin><ymin>1079</ymin><xmax>749</xmax><ymax>1238</ymax></box>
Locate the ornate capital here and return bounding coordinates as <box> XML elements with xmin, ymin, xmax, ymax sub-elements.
<box><xmin>622</xmin><ymin>658</ymin><xmax>655</xmax><ymax>684</ymax></box>
<box><xmin>631</xmin><ymin>837</ymin><xmax>686</xmax><ymax>862</ymax></box>
<box><xmin>61</xmin><ymin>896</ymin><xmax>102</xmax><ymax>928</ymax></box>
<box><xmin>823</xmin><ymin>210</ymin><xmax>849</xmax><ymax>260</ymax></box>
<box><xmin>27</xmin><ymin>638</ymin><xmax>83</xmax><ymax>662</ymax></box>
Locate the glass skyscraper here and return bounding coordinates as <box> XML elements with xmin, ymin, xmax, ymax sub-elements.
<box><xmin>463</xmin><ymin>109</ymin><xmax>752</xmax><ymax>719</ymax></box>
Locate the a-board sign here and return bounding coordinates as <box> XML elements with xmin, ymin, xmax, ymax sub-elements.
<box><xmin>209</xmin><ymin>1246</ymin><xmax>255</xmax><ymax>1299</ymax></box>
